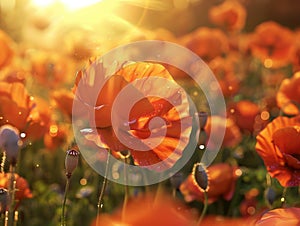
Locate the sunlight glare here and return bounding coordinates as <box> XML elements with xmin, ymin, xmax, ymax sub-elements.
<box><xmin>32</xmin><ymin>0</ymin><xmax>104</xmax><ymax>10</ymax></box>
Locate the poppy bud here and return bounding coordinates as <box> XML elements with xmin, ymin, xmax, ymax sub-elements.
<box><xmin>0</xmin><ymin>188</ymin><xmax>8</xmax><ymax>214</ymax></box>
<box><xmin>170</xmin><ymin>172</ymin><xmax>184</xmax><ymax>189</ymax></box>
<box><xmin>265</xmin><ymin>187</ymin><xmax>277</xmax><ymax>206</ymax></box>
<box><xmin>198</xmin><ymin>112</ymin><xmax>208</xmax><ymax>130</ymax></box>
<box><xmin>0</xmin><ymin>125</ymin><xmax>20</xmax><ymax>166</ymax></box>
<box><xmin>65</xmin><ymin>149</ymin><xmax>80</xmax><ymax>178</ymax></box>
<box><xmin>192</xmin><ymin>163</ymin><xmax>209</xmax><ymax>192</ymax></box>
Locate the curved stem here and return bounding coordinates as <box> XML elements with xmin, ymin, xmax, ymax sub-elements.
<box><xmin>61</xmin><ymin>177</ymin><xmax>70</xmax><ymax>226</ymax></box>
<box><xmin>197</xmin><ymin>191</ymin><xmax>208</xmax><ymax>226</ymax></box>
<box><xmin>96</xmin><ymin>149</ymin><xmax>111</xmax><ymax>226</ymax></box>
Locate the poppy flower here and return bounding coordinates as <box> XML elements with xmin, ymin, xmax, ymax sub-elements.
<box><xmin>30</xmin><ymin>51</ymin><xmax>75</xmax><ymax>88</ymax></box>
<box><xmin>200</xmin><ymin>215</ymin><xmax>257</xmax><ymax>226</ymax></box>
<box><xmin>228</xmin><ymin>100</ymin><xmax>260</xmax><ymax>133</ymax></box>
<box><xmin>73</xmin><ymin>61</ymin><xmax>192</xmax><ymax>171</ymax></box>
<box><xmin>248</xmin><ymin>21</ymin><xmax>294</xmax><ymax>68</ymax></box>
<box><xmin>255</xmin><ymin>207</ymin><xmax>300</xmax><ymax>226</ymax></box>
<box><xmin>292</xmin><ymin>30</ymin><xmax>300</xmax><ymax>71</ymax></box>
<box><xmin>205</xmin><ymin>116</ymin><xmax>242</xmax><ymax>149</ymax></box>
<box><xmin>180</xmin><ymin>27</ymin><xmax>229</xmax><ymax>62</ymax></box>
<box><xmin>0</xmin><ymin>173</ymin><xmax>32</xmax><ymax>205</ymax></box>
<box><xmin>26</xmin><ymin>97</ymin><xmax>52</xmax><ymax>141</ymax></box>
<box><xmin>52</xmin><ymin>89</ymin><xmax>87</xmax><ymax>119</ymax></box>
<box><xmin>90</xmin><ymin>192</ymin><xmax>196</xmax><ymax>226</ymax></box>
<box><xmin>209</xmin><ymin>0</ymin><xmax>247</xmax><ymax>32</ymax></box>
<box><xmin>277</xmin><ymin>71</ymin><xmax>300</xmax><ymax>115</ymax></box>
<box><xmin>44</xmin><ymin>124</ymin><xmax>69</xmax><ymax>151</ymax></box>
<box><xmin>179</xmin><ymin>163</ymin><xmax>240</xmax><ymax>203</ymax></box>
<box><xmin>0</xmin><ymin>82</ymin><xmax>33</xmax><ymax>131</ymax></box>
<box><xmin>0</xmin><ymin>29</ymin><xmax>14</xmax><ymax>70</ymax></box>
<box><xmin>255</xmin><ymin>116</ymin><xmax>300</xmax><ymax>187</ymax></box>
<box><xmin>208</xmin><ymin>56</ymin><xmax>240</xmax><ymax>97</ymax></box>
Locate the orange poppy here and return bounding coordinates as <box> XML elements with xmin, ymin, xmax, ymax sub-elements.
<box><xmin>90</xmin><ymin>192</ymin><xmax>196</xmax><ymax>226</ymax></box>
<box><xmin>209</xmin><ymin>0</ymin><xmax>247</xmax><ymax>32</ymax></box>
<box><xmin>292</xmin><ymin>30</ymin><xmax>300</xmax><ymax>71</ymax></box>
<box><xmin>26</xmin><ymin>97</ymin><xmax>52</xmax><ymax>141</ymax></box>
<box><xmin>30</xmin><ymin>51</ymin><xmax>75</xmax><ymax>87</ymax></box>
<box><xmin>179</xmin><ymin>163</ymin><xmax>240</xmax><ymax>203</ymax></box>
<box><xmin>228</xmin><ymin>100</ymin><xmax>260</xmax><ymax>133</ymax></box>
<box><xmin>208</xmin><ymin>56</ymin><xmax>240</xmax><ymax>97</ymax></box>
<box><xmin>205</xmin><ymin>116</ymin><xmax>242</xmax><ymax>149</ymax></box>
<box><xmin>248</xmin><ymin>21</ymin><xmax>294</xmax><ymax>68</ymax></box>
<box><xmin>0</xmin><ymin>82</ymin><xmax>33</xmax><ymax>131</ymax></box>
<box><xmin>73</xmin><ymin>61</ymin><xmax>192</xmax><ymax>171</ymax></box>
<box><xmin>200</xmin><ymin>215</ymin><xmax>257</xmax><ymax>226</ymax></box>
<box><xmin>44</xmin><ymin>123</ymin><xmax>69</xmax><ymax>151</ymax></box>
<box><xmin>255</xmin><ymin>207</ymin><xmax>300</xmax><ymax>226</ymax></box>
<box><xmin>0</xmin><ymin>30</ymin><xmax>14</xmax><ymax>70</ymax></box>
<box><xmin>255</xmin><ymin>116</ymin><xmax>300</xmax><ymax>187</ymax></box>
<box><xmin>180</xmin><ymin>27</ymin><xmax>229</xmax><ymax>62</ymax></box>
<box><xmin>0</xmin><ymin>173</ymin><xmax>32</xmax><ymax>204</ymax></box>
<box><xmin>276</xmin><ymin>71</ymin><xmax>300</xmax><ymax>115</ymax></box>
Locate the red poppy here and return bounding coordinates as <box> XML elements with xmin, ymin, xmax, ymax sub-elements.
<box><xmin>255</xmin><ymin>116</ymin><xmax>300</xmax><ymax>187</ymax></box>
<box><xmin>277</xmin><ymin>71</ymin><xmax>300</xmax><ymax>115</ymax></box>
<box><xmin>180</xmin><ymin>27</ymin><xmax>229</xmax><ymax>62</ymax></box>
<box><xmin>179</xmin><ymin>163</ymin><xmax>240</xmax><ymax>203</ymax></box>
<box><xmin>209</xmin><ymin>0</ymin><xmax>247</xmax><ymax>32</ymax></box>
<box><xmin>30</xmin><ymin>51</ymin><xmax>75</xmax><ymax>87</ymax></box>
<box><xmin>292</xmin><ymin>30</ymin><xmax>300</xmax><ymax>71</ymax></box>
<box><xmin>90</xmin><ymin>192</ymin><xmax>195</xmax><ymax>226</ymax></box>
<box><xmin>0</xmin><ymin>30</ymin><xmax>14</xmax><ymax>70</ymax></box>
<box><xmin>73</xmin><ymin>61</ymin><xmax>192</xmax><ymax>171</ymax></box>
<box><xmin>248</xmin><ymin>21</ymin><xmax>294</xmax><ymax>68</ymax></box>
<box><xmin>0</xmin><ymin>173</ymin><xmax>32</xmax><ymax>205</ymax></box>
<box><xmin>0</xmin><ymin>82</ymin><xmax>33</xmax><ymax>131</ymax></box>
<box><xmin>200</xmin><ymin>215</ymin><xmax>257</xmax><ymax>226</ymax></box>
<box><xmin>44</xmin><ymin>124</ymin><xmax>69</xmax><ymax>151</ymax></box>
<box><xmin>208</xmin><ymin>56</ymin><xmax>240</xmax><ymax>97</ymax></box>
<box><xmin>205</xmin><ymin>116</ymin><xmax>242</xmax><ymax>149</ymax></box>
<box><xmin>255</xmin><ymin>207</ymin><xmax>300</xmax><ymax>226</ymax></box>
<box><xmin>26</xmin><ymin>97</ymin><xmax>52</xmax><ymax>141</ymax></box>
<box><xmin>228</xmin><ymin>100</ymin><xmax>260</xmax><ymax>133</ymax></box>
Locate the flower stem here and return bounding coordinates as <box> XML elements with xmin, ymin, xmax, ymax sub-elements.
<box><xmin>197</xmin><ymin>191</ymin><xmax>208</xmax><ymax>226</ymax></box>
<box><xmin>96</xmin><ymin>149</ymin><xmax>111</xmax><ymax>226</ymax></box>
<box><xmin>6</xmin><ymin>164</ymin><xmax>16</xmax><ymax>226</ymax></box>
<box><xmin>61</xmin><ymin>177</ymin><xmax>70</xmax><ymax>226</ymax></box>
<box><xmin>280</xmin><ymin>187</ymin><xmax>287</xmax><ymax>207</ymax></box>
<box><xmin>122</xmin><ymin>154</ymin><xmax>130</xmax><ymax>221</ymax></box>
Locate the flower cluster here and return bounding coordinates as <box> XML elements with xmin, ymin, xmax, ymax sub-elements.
<box><xmin>0</xmin><ymin>0</ymin><xmax>299</xmax><ymax>225</ymax></box>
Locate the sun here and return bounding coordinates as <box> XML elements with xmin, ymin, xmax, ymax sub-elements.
<box><xmin>31</xmin><ymin>0</ymin><xmax>105</xmax><ymax>10</ymax></box>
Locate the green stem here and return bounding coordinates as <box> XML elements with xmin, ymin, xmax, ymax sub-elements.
<box><xmin>6</xmin><ymin>164</ymin><xmax>16</xmax><ymax>226</ymax></box>
<box><xmin>122</xmin><ymin>155</ymin><xmax>130</xmax><ymax>221</ymax></box>
<box><xmin>197</xmin><ymin>191</ymin><xmax>208</xmax><ymax>226</ymax></box>
<box><xmin>61</xmin><ymin>177</ymin><xmax>70</xmax><ymax>226</ymax></box>
<box><xmin>96</xmin><ymin>149</ymin><xmax>111</xmax><ymax>226</ymax></box>
<box><xmin>280</xmin><ymin>187</ymin><xmax>287</xmax><ymax>207</ymax></box>
<box><xmin>172</xmin><ymin>188</ymin><xmax>176</xmax><ymax>199</ymax></box>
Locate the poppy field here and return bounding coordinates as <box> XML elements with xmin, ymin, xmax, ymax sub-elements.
<box><xmin>0</xmin><ymin>0</ymin><xmax>300</xmax><ymax>225</ymax></box>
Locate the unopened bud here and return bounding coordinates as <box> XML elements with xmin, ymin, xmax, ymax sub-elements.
<box><xmin>170</xmin><ymin>172</ymin><xmax>184</xmax><ymax>189</ymax></box>
<box><xmin>0</xmin><ymin>125</ymin><xmax>20</xmax><ymax>166</ymax></box>
<box><xmin>65</xmin><ymin>149</ymin><xmax>80</xmax><ymax>178</ymax></box>
<box><xmin>192</xmin><ymin>163</ymin><xmax>209</xmax><ymax>192</ymax></box>
<box><xmin>265</xmin><ymin>187</ymin><xmax>277</xmax><ymax>206</ymax></box>
<box><xmin>0</xmin><ymin>188</ymin><xmax>8</xmax><ymax>214</ymax></box>
<box><xmin>198</xmin><ymin>112</ymin><xmax>208</xmax><ymax>130</ymax></box>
